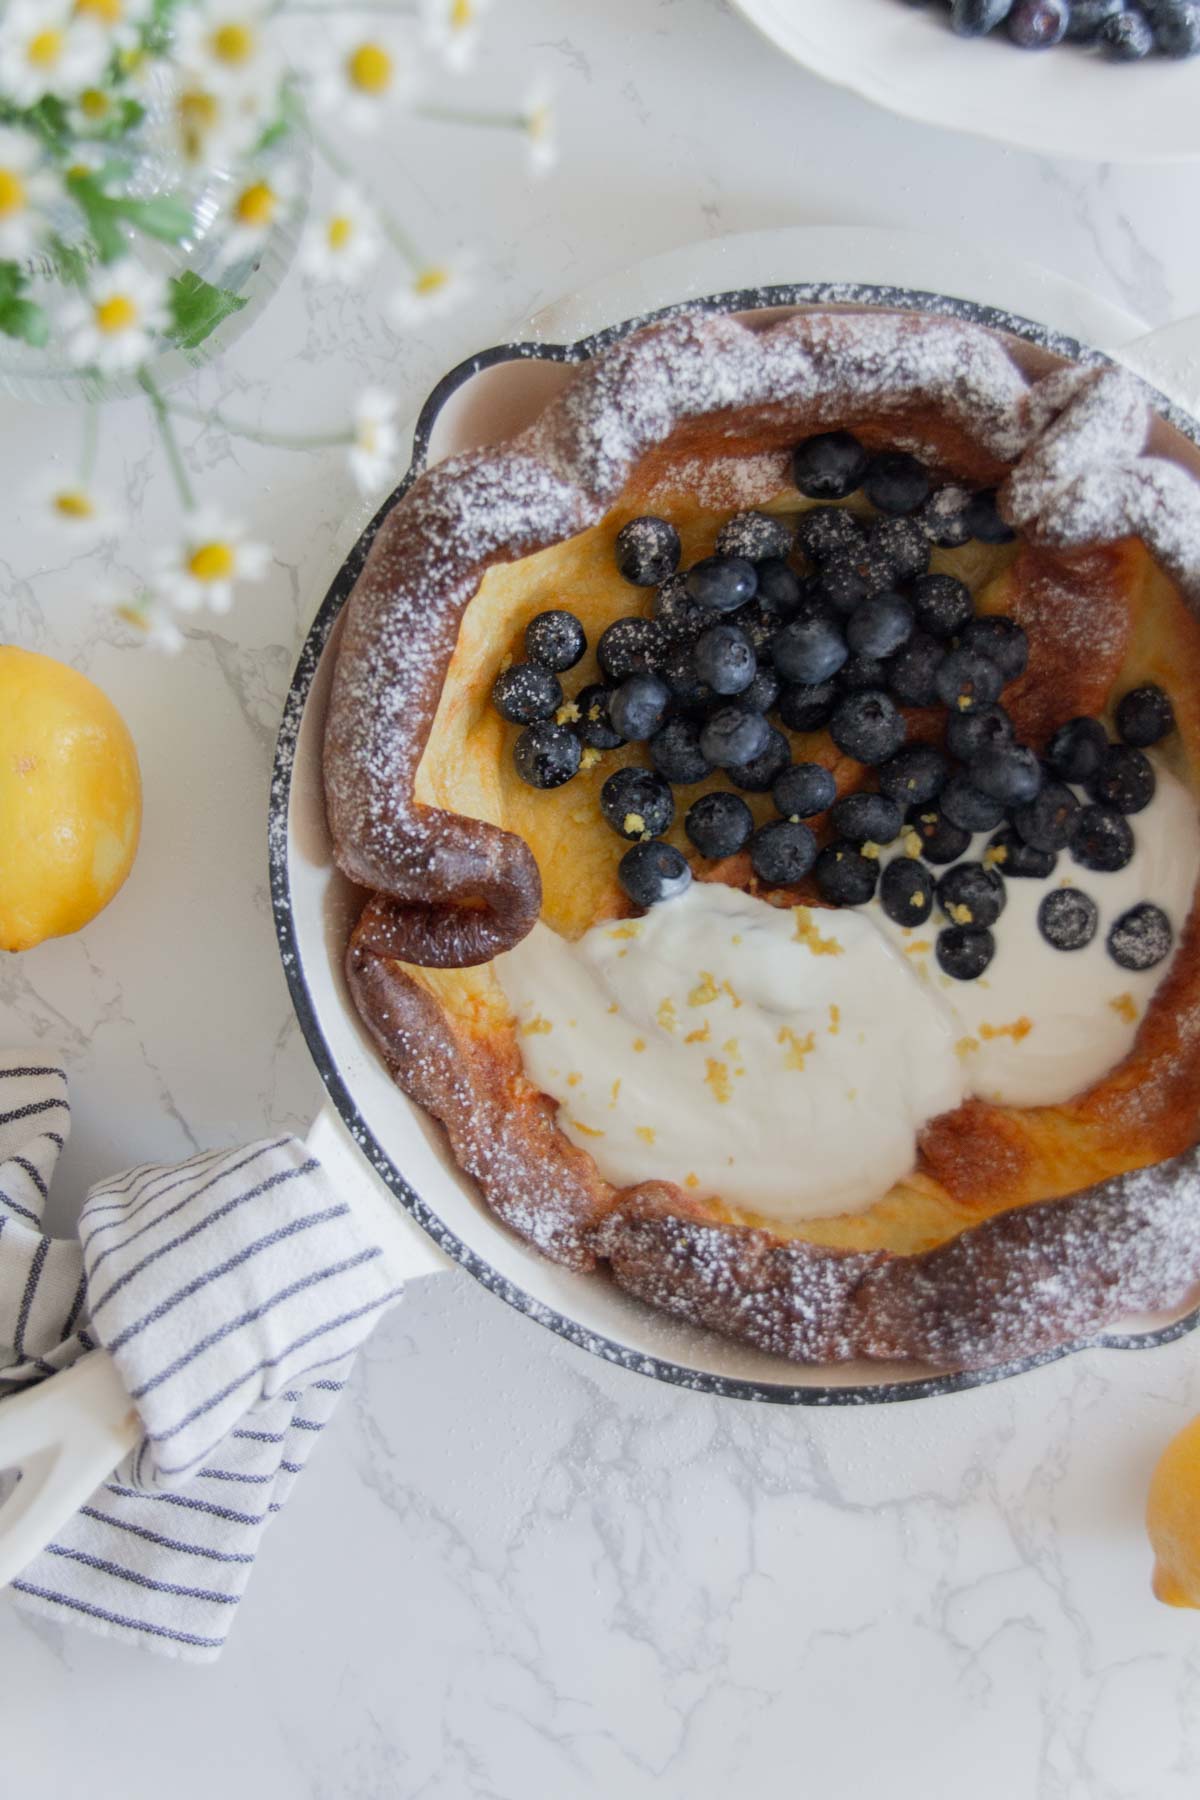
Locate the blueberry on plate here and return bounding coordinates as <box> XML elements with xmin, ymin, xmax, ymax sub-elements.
<box><xmin>685</xmin><ymin>555</ymin><xmax>759</xmax><ymax>615</ymax></box>
<box><xmin>1038</xmin><ymin>887</ymin><xmax>1098</xmax><ymax>952</ymax></box>
<box><xmin>1045</xmin><ymin>715</ymin><xmax>1107</xmax><ymax>783</ymax></box>
<box><xmin>513</xmin><ymin>721</ymin><xmax>582</xmax><ymax>789</ymax></box>
<box><xmin>984</xmin><ymin>826</ymin><xmax>1056</xmax><ymax>879</ymax></box>
<box><xmin>1064</xmin><ymin>0</ymin><xmax>1123</xmax><ymax>39</ymax></box>
<box><xmin>726</xmin><ymin>725</ymin><xmax>791</xmax><ymax>793</ymax></box>
<box><xmin>888</xmin><ymin>631</ymin><xmax>945</xmax><ymax>708</ymax></box>
<box><xmin>878</xmin><ymin>744</ymin><xmax>949</xmax><ymax>807</ymax></box>
<box><xmin>815</xmin><ymin>842</ymin><xmax>880</xmax><ymax>906</ymax></box>
<box><xmin>936</xmin><ymin>861</ymin><xmax>1006</xmax><ymax>928</ymax></box>
<box><xmin>750</xmin><ymin>819</ymin><xmax>818</xmax><ymax>887</ymax></box>
<box><xmin>524</xmin><ymin>609</ymin><xmax>586</xmax><ymax>673</ymax></box>
<box><xmin>654</xmin><ymin>573</ymin><xmax>710</xmax><ymax>643</ymax></box>
<box><xmin>866</xmin><ymin>517</ymin><xmax>931</xmax><ymax>584</ymax></box>
<box><xmin>1069</xmin><ymin>803</ymin><xmax>1135</xmax><ymax>873</ymax></box>
<box><xmin>862</xmin><ymin>451</ymin><xmax>931</xmax><ymax>518</ymax></box>
<box><xmin>700</xmin><ymin>705</ymin><xmax>772</xmax><ymax>770</ymax></box>
<box><xmin>574</xmin><ymin>683</ymin><xmax>624</xmax><ymax>750</ymax></box>
<box><xmin>962</xmin><ymin>488</ymin><xmax>1015</xmax><ymax>544</ymax></box>
<box><xmin>1007</xmin><ymin>0</ymin><xmax>1069</xmax><ymax>46</ymax></box>
<box><xmin>830</xmin><ymin>689</ymin><xmax>907</xmax><ymax>764</ymax></box>
<box><xmin>685</xmin><ymin>790</ymin><xmax>754</xmax><ymax>860</ymax></box>
<box><xmin>934</xmin><ymin>646</ymin><xmax>1005</xmax><ymax>714</ymax></box>
<box><xmin>950</xmin><ymin>0</ymin><xmax>1015</xmax><ymax>33</ymax></box>
<box><xmin>661</xmin><ymin>642</ymin><xmax>714</xmax><ymax>716</ymax></box>
<box><xmin>846</xmin><ymin>591</ymin><xmax>915</xmax><ymax>660</ymax></box>
<box><xmin>839</xmin><ymin>652</ymin><xmax>889</xmax><ymax>693</ymax></box>
<box><xmin>1100</xmin><ymin>11</ymin><xmax>1155</xmax><ymax>55</ymax></box>
<box><xmin>946</xmin><ymin>702</ymin><xmax>1014</xmax><ymax>763</ymax></box>
<box><xmin>1108</xmin><ymin>902</ymin><xmax>1174</xmax><ymax>971</ymax></box>
<box><xmin>1116</xmin><ymin>683</ymin><xmax>1175</xmax><ymax>748</ymax></box>
<box><xmin>969</xmin><ymin>744</ymin><xmax>1042</xmax><ymax>805</ymax></box>
<box><xmin>615</xmin><ymin>516</ymin><xmax>681</xmax><ymax>587</ymax></box>
<box><xmin>1153</xmin><ymin>2</ymin><xmax>1200</xmax><ymax>57</ymax></box>
<box><xmin>831</xmin><ymin>791</ymin><xmax>904</xmax><ymax>846</ymax></box>
<box><xmin>774</xmin><ymin>760</ymin><xmax>838</xmax><ymax>819</ymax></box>
<box><xmin>600</xmin><ymin>766</ymin><xmax>675</xmax><ymax>840</ymax></box>
<box><xmin>938</xmin><ymin>773</ymin><xmax>1006</xmax><ymax>834</ymax></box>
<box><xmin>619</xmin><ymin>840</ymin><xmax>692</xmax><ymax>908</ymax></box>
<box><xmin>755</xmin><ymin>558</ymin><xmax>803</xmax><ymax>618</ymax></box>
<box><xmin>744</xmin><ymin>666</ymin><xmax>781</xmax><ymax>715</ymax></box>
<box><xmin>778</xmin><ymin>680</ymin><xmax>839</xmax><ymax>732</ymax></box>
<box><xmin>492</xmin><ymin>661</ymin><xmax>562</xmax><ymax>725</ymax></box>
<box><xmin>1012</xmin><ymin>780</ymin><xmax>1081</xmax><ymax>852</ymax></box>
<box><xmin>880</xmin><ymin>857</ymin><xmax>935</xmax><ymax>927</ymax></box>
<box><xmin>911</xmin><ymin>572</ymin><xmax>974</xmax><ymax>641</ymax></box>
<box><xmin>792</xmin><ymin>431</ymin><xmax>869</xmax><ymax>501</ymax></box>
<box><xmin>818</xmin><ymin>558</ymin><xmax>871</xmax><ymax>616</ymax></box>
<box><xmin>609</xmin><ymin>674</ymin><xmax>671</xmax><ymax>742</ymax></box>
<box><xmin>771</xmin><ymin>614</ymin><xmax>849</xmax><ymax>685</ymax></box>
<box><xmin>937</xmin><ymin>923</ymin><xmax>995</xmax><ymax>981</ymax></box>
<box><xmin>694</xmin><ymin>623</ymin><xmax>756</xmax><ymax>696</ymax></box>
<box><xmin>795</xmin><ymin>505</ymin><xmax>866</xmax><ymax>565</ymax></box>
<box><xmin>908</xmin><ymin>804</ymin><xmax>972</xmax><ymax>865</ymax></box>
<box><xmin>958</xmin><ymin>616</ymin><xmax>1029</xmax><ymax>683</ymax></box>
<box><xmin>1087</xmin><ymin>744</ymin><xmax>1156</xmax><ymax>814</ymax></box>
<box><xmin>715</xmin><ymin>509</ymin><xmax>793</xmax><ymax>562</ymax></box>
<box><xmin>597</xmin><ymin>616</ymin><xmax>668</xmax><ymax>682</ymax></box>
<box><xmin>920</xmin><ymin>486</ymin><xmax>975</xmax><ymax>550</ymax></box>
<box><xmin>649</xmin><ymin>718</ymin><xmax>712</xmax><ymax>785</ymax></box>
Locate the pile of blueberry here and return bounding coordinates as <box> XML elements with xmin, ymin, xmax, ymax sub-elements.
<box><xmin>490</xmin><ymin>427</ymin><xmax>1179</xmax><ymax>983</ymax></box>
<box><xmin>905</xmin><ymin>0</ymin><xmax>1200</xmax><ymax>58</ymax></box>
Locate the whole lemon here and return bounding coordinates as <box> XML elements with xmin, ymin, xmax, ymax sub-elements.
<box><xmin>0</xmin><ymin>646</ymin><xmax>141</xmax><ymax>952</ymax></box>
<box><xmin>1147</xmin><ymin>1413</ymin><xmax>1200</xmax><ymax>1608</ymax></box>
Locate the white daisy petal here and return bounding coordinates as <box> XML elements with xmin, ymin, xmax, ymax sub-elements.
<box><xmin>388</xmin><ymin>257</ymin><xmax>474</xmax><ymax>329</ymax></box>
<box><xmin>348</xmin><ymin>388</ymin><xmax>400</xmax><ymax>495</ymax></box>
<box><xmin>153</xmin><ymin>508</ymin><xmax>271</xmax><ymax>616</ymax></box>
<box><xmin>58</xmin><ymin>258</ymin><xmax>171</xmax><ymax>374</ymax></box>
<box><xmin>0</xmin><ymin>2</ymin><xmax>110</xmax><ymax>106</ymax></box>
<box><xmin>117</xmin><ymin>598</ymin><xmax>186</xmax><ymax>654</ymax></box>
<box><xmin>422</xmin><ymin>0</ymin><xmax>490</xmax><ymax>71</ymax></box>
<box><xmin>173</xmin><ymin>0</ymin><xmax>281</xmax><ymax>97</ymax></box>
<box><xmin>303</xmin><ymin>21</ymin><xmax>422</xmax><ymax>133</ymax></box>
<box><xmin>298</xmin><ymin>183</ymin><xmax>382</xmax><ymax>284</ymax></box>
<box><xmin>212</xmin><ymin>163</ymin><xmax>297</xmax><ymax>270</ymax></box>
<box><xmin>523</xmin><ymin>81</ymin><xmax>557</xmax><ymax>177</ymax></box>
<box><xmin>28</xmin><ymin>470</ymin><xmax>124</xmax><ymax>543</ymax></box>
<box><xmin>0</xmin><ymin>126</ymin><xmax>61</xmax><ymax>261</ymax></box>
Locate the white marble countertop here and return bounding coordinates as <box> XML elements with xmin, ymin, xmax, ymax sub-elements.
<box><xmin>5</xmin><ymin>1</ymin><xmax>1200</xmax><ymax>1793</ymax></box>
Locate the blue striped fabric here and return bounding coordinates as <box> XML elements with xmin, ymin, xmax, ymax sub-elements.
<box><xmin>0</xmin><ymin>1052</ymin><xmax>401</xmax><ymax>1659</ymax></box>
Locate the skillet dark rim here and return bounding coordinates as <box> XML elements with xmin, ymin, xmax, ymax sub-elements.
<box><xmin>269</xmin><ymin>277</ymin><xmax>1200</xmax><ymax>1406</ymax></box>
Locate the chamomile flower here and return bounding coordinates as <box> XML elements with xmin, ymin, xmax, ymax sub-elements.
<box><xmin>72</xmin><ymin>0</ymin><xmax>153</xmax><ymax>49</ymax></box>
<box><xmin>298</xmin><ymin>184</ymin><xmax>381</xmax><ymax>284</ymax></box>
<box><xmin>422</xmin><ymin>0</ymin><xmax>490</xmax><ymax>71</ymax></box>
<box><xmin>306</xmin><ymin>22</ymin><xmax>421</xmax><ymax>133</ymax></box>
<box><xmin>213</xmin><ymin>164</ymin><xmax>297</xmax><ymax>270</ymax></box>
<box><xmin>0</xmin><ymin>2</ymin><xmax>109</xmax><ymax>106</ymax></box>
<box><xmin>153</xmin><ymin>507</ymin><xmax>270</xmax><ymax>614</ymax></box>
<box><xmin>523</xmin><ymin>81</ymin><xmax>557</xmax><ymax>176</ymax></box>
<box><xmin>348</xmin><ymin>390</ymin><xmax>399</xmax><ymax>495</ymax></box>
<box><xmin>389</xmin><ymin>256</ymin><xmax>474</xmax><ymax>328</ymax></box>
<box><xmin>29</xmin><ymin>471</ymin><xmax>123</xmax><ymax>542</ymax></box>
<box><xmin>159</xmin><ymin>68</ymin><xmax>267</xmax><ymax>168</ymax></box>
<box><xmin>116</xmin><ymin>596</ymin><xmax>185</xmax><ymax>654</ymax></box>
<box><xmin>59</xmin><ymin>259</ymin><xmax>171</xmax><ymax>374</ymax></box>
<box><xmin>0</xmin><ymin>128</ymin><xmax>62</xmax><ymax>262</ymax></box>
<box><xmin>67</xmin><ymin>85</ymin><xmax>122</xmax><ymax>135</ymax></box>
<box><xmin>174</xmin><ymin>0</ymin><xmax>279</xmax><ymax>95</ymax></box>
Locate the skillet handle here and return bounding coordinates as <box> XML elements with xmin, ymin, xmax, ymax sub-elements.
<box><xmin>304</xmin><ymin>1104</ymin><xmax>453</xmax><ymax>1284</ymax></box>
<box><xmin>1108</xmin><ymin>311</ymin><xmax>1200</xmax><ymax>419</ymax></box>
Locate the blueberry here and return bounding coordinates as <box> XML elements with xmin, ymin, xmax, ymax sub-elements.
<box><xmin>573</xmin><ymin>683</ymin><xmax>624</xmax><ymax>750</ymax></box>
<box><xmin>654</xmin><ymin>573</ymin><xmax>709</xmax><ymax>643</ymax></box>
<box><xmin>984</xmin><ymin>826</ymin><xmax>1056</xmax><ymax>878</ymax></box>
<box><xmin>793</xmin><ymin>432</ymin><xmax>869</xmax><ymax>501</ymax></box>
<box><xmin>830</xmin><ymin>791</ymin><xmax>903</xmax><ymax>847</ymax></box>
<box><xmin>815</xmin><ymin>842</ymin><xmax>880</xmax><ymax>906</ymax></box>
<box><xmin>1069</xmin><ymin>803</ymin><xmax>1134</xmax><ymax>873</ymax></box>
<box><xmin>648</xmin><ymin>718</ymin><xmax>712</xmax><ymax>785</ymax></box>
<box><xmin>888</xmin><ymin>632</ymin><xmax>945</xmax><ymax>708</ymax></box>
<box><xmin>693</xmin><ymin>623</ymin><xmax>755</xmax><ymax>696</ymax></box>
<box><xmin>661</xmin><ymin>642</ymin><xmax>714</xmax><ymax>716</ymax></box>
<box><xmin>959</xmin><ymin>616</ymin><xmax>1028</xmax><ymax>682</ymax></box>
<box><xmin>492</xmin><ymin>661</ymin><xmax>562</xmax><ymax>725</ymax></box>
<box><xmin>1116</xmin><ymin>684</ymin><xmax>1175</xmax><ymax>748</ymax></box>
<box><xmin>879</xmin><ymin>744</ymin><xmax>949</xmax><ymax>806</ymax></box>
<box><xmin>839</xmin><ymin>652</ymin><xmax>889</xmax><ymax>693</ymax></box>
<box><xmin>1046</xmin><ymin>715</ymin><xmax>1107</xmax><ymax>783</ymax></box>
<box><xmin>847</xmin><ymin>591</ymin><xmax>915</xmax><ymax>659</ymax></box>
<box><xmin>618</xmin><ymin>840</ymin><xmax>692</xmax><ymax>909</ymax></box>
<box><xmin>715</xmin><ymin>510</ymin><xmax>793</xmax><ymax>562</ymax></box>
<box><xmin>685</xmin><ymin>791</ymin><xmax>754</xmax><ymax>860</ymax></box>
<box><xmin>774</xmin><ymin>761</ymin><xmax>838</xmax><ymax>819</ymax></box>
<box><xmin>1038</xmin><ymin>888</ymin><xmax>1098</xmax><ymax>952</ymax></box>
<box><xmin>755</xmin><ymin>558</ymin><xmax>803</xmax><ymax>618</ymax></box>
<box><xmin>1064</xmin><ymin>0</ymin><xmax>1123</xmax><ymax>39</ymax></box>
<box><xmin>726</xmin><ymin>725</ymin><xmax>792</xmax><ymax>793</ymax></box>
<box><xmin>962</xmin><ymin>489</ymin><xmax>1015</xmax><ymax>544</ymax></box>
<box><xmin>937</xmin><ymin>861</ymin><xmax>1006</xmax><ymax>928</ymax></box>
<box><xmin>700</xmin><ymin>705</ymin><xmax>772</xmax><ymax>770</ymax></box>
<box><xmin>778</xmin><ymin>680</ymin><xmax>839</xmax><ymax>732</ymax></box>
<box><xmin>685</xmin><ymin>555</ymin><xmax>758</xmax><ymax>615</ymax></box>
<box><xmin>513</xmin><ymin>721</ymin><xmax>582</xmax><ymax>789</ymax></box>
<box><xmin>524</xmin><ymin>609</ymin><xmax>586</xmax><ymax>673</ymax></box>
<box><xmin>946</xmin><ymin>703</ymin><xmax>1014</xmax><ymax>762</ymax></box>
<box><xmin>880</xmin><ymin>858</ymin><xmax>935</xmax><ymax>927</ymax></box>
<box><xmin>1151</xmin><ymin>0</ymin><xmax>1200</xmax><ymax>55</ymax></box>
<box><xmin>818</xmin><ymin>558</ymin><xmax>871</xmax><ymax>615</ymax></box>
<box><xmin>771</xmin><ymin>614</ymin><xmax>849</xmax><ymax>685</ymax></box>
<box><xmin>795</xmin><ymin>506</ymin><xmax>866</xmax><ymax>564</ymax></box>
<box><xmin>600</xmin><ymin>766</ymin><xmax>674</xmax><ymax>840</ymax></box>
<box><xmin>969</xmin><ymin>744</ymin><xmax>1042</xmax><ymax>805</ymax></box>
<box><xmin>934</xmin><ymin>646</ymin><xmax>1004</xmax><ymax>714</ymax></box>
<box><xmin>920</xmin><ymin>486</ymin><xmax>975</xmax><ymax>549</ymax></box>
<box><xmin>609</xmin><ymin>674</ymin><xmax>670</xmax><ymax>742</ymax></box>
<box><xmin>750</xmin><ymin>820</ymin><xmax>818</xmax><ymax>886</ymax></box>
<box><xmin>867</xmin><ymin>516</ymin><xmax>931</xmax><ymax>583</ymax></box>
<box><xmin>1087</xmin><ymin>744</ymin><xmax>1155</xmax><ymax>814</ymax></box>
<box><xmin>1100</xmin><ymin>11</ymin><xmax>1154</xmax><ymax>54</ymax></box>
<box><xmin>615</xmin><ymin>516</ymin><xmax>681</xmax><ymax>587</ymax></box>
<box><xmin>1108</xmin><ymin>902</ymin><xmax>1174</xmax><ymax>972</ymax></box>
<box><xmin>1012</xmin><ymin>780</ymin><xmax>1081</xmax><ymax>852</ymax></box>
<box><xmin>911</xmin><ymin>572</ymin><xmax>974</xmax><ymax>641</ymax></box>
<box><xmin>951</xmin><ymin>0</ymin><xmax>1014</xmax><ymax>31</ymax></box>
<box><xmin>1007</xmin><ymin>0</ymin><xmax>1068</xmax><ymax>45</ymax></box>
<box><xmin>937</xmin><ymin>924</ymin><xmax>995</xmax><ymax>981</ymax></box>
<box><xmin>830</xmin><ymin>690</ymin><xmax>907</xmax><ymax>764</ymax></box>
<box><xmin>908</xmin><ymin>804</ymin><xmax>972</xmax><ymax>865</ymax></box>
<box><xmin>939</xmin><ymin>773</ymin><xmax>1006</xmax><ymax>833</ymax></box>
<box><xmin>863</xmin><ymin>451</ymin><xmax>931</xmax><ymax>518</ymax></box>
<box><xmin>597</xmin><ymin>616</ymin><xmax>668</xmax><ymax>682</ymax></box>
<box><xmin>744</xmin><ymin>666</ymin><xmax>781</xmax><ymax>714</ymax></box>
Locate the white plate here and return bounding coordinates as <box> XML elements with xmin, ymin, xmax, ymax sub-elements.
<box><xmin>730</xmin><ymin>0</ymin><xmax>1200</xmax><ymax>164</ymax></box>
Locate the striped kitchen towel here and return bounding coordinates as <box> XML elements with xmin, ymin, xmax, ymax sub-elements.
<box><xmin>0</xmin><ymin>1050</ymin><xmax>402</xmax><ymax>1660</ymax></box>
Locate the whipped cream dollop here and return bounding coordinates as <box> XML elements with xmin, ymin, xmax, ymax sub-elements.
<box><xmin>495</xmin><ymin>761</ymin><xmax>1199</xmax><ymax>1225</ymax></box>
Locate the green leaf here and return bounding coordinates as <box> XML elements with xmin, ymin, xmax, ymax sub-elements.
<box><xmin>0</xmin><ymin>260</ymin><xmax>24</xmax><ymax>305</ymax></box>
<box><xmin>167</xmin><ymin>271</ymin><xmax>247</xmax><ymax>351</ymax></box>
<box><xmin>45</xmin><ymin>235</ymin><xmax>91</xmax><ymax>288</ymax></box>
<box><xmin>67</xmin><ymin>173</ymin><xmax>126</xmax><ymax>262</ymax></box>
<box><xmin>114</xmin><ymin>194</ymin><xmax>194</xmax><ymax>244</ymax></box>
<box><xmin>0</xmin><ymin>296</ymin><xmax>49</xmax><ymax>348</ymax></box>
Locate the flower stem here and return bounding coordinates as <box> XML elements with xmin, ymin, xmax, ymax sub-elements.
<box><xmin>306</xmin><ymin>114</ymin><xmax>423</xmax><ymax>269</ymax></box>
<box><xmin>278</xmin><ymin>0</ymin><xmax>417</xmax><ymax>11</ymax></box>
<box><xmin>79</xmin><ymin>404</ymin><xmax>98</xmax><ymax>483</ymax></box>
<box><xmin>165</xmin><ymin>398</ymin><xmax>353</xmax><ymax>451</ymax></box>
<box><xmin>140</xmin><ymin>370</ymin><xmax>195</xmax><ymax>511</ymax></box>
<box><xmin>415</xmin><ymin>104</ymin><xmax>527</xmax><ymax>131</ymax></box>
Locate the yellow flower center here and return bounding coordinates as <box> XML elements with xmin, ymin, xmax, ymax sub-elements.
<box><xmin>94</xmin><ymin>294</ymin><xmax>138</xmax><ymax>333</ymax></box>
<box><xmin>188</xmin><ymin>541</ymin><xmax>236</xmax><ymax>582</ymax></box>
<box><xmin>116</xmin><ymin>602</ymin><xmax>148</xmax><ymax>631</ymax></box>
<box><xmin>78</xmin><ymin>87</ymin><xmax>110</xmax><ymax>119</ymax></box>
<box><xmin>327</xmin><ymin>213</ymin><xmax>354</xmax><ymax>251</ymax></box>
<box><xmin>358</xmin><ymin>423</ymin><xmax>377</xmax><ymax>452</ymax></box>
<box><xmin>75</xmin><ymin>0</ymin><xmax>125</xmax><ymax>23</ymax></box>
<box><xmin>414</xmin><ymin>264</ymin><xmax>449</xmax><ymax>296</ymax></box>
<box><xmin>178</xmin><ymin>87</ymin><xmax>220</xmax><ymax>159</ymax></box>
<box><xmin>0</xmin><ymin>171</ymin><xmax>27</xmax><ymax>217</ymax></box>
<box><xmin>527</xmin><ymin>103</ymin><xmax>551</xmax><ymax>142</ymax></box>
<box><xmin>450</xmin><ymin>0</ymin><xmax>474</xmax><ymax>28</ymax></box>
<box><xmin>53</xmin><ymin>488</ymin><xmax>95</xmax><ymax>520</ymax></box>
<box><xmin>28</xmin><ymin>29</ymin><xmax>64</xmax><ymax>69</ymax></box>
<box><xmin>235</xmin><ymin>180</ymin><xmax>276</xmax><ymax>227</ymax></box>
<box><xmin>210</xmin><ymin>22</ymin><xmax>255</xmax><ymax>65</ymax></box>
<box><xmin>347</xmin><ymin>42</ymin><xmax>392</xmax><ymax>94</ymax></box>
